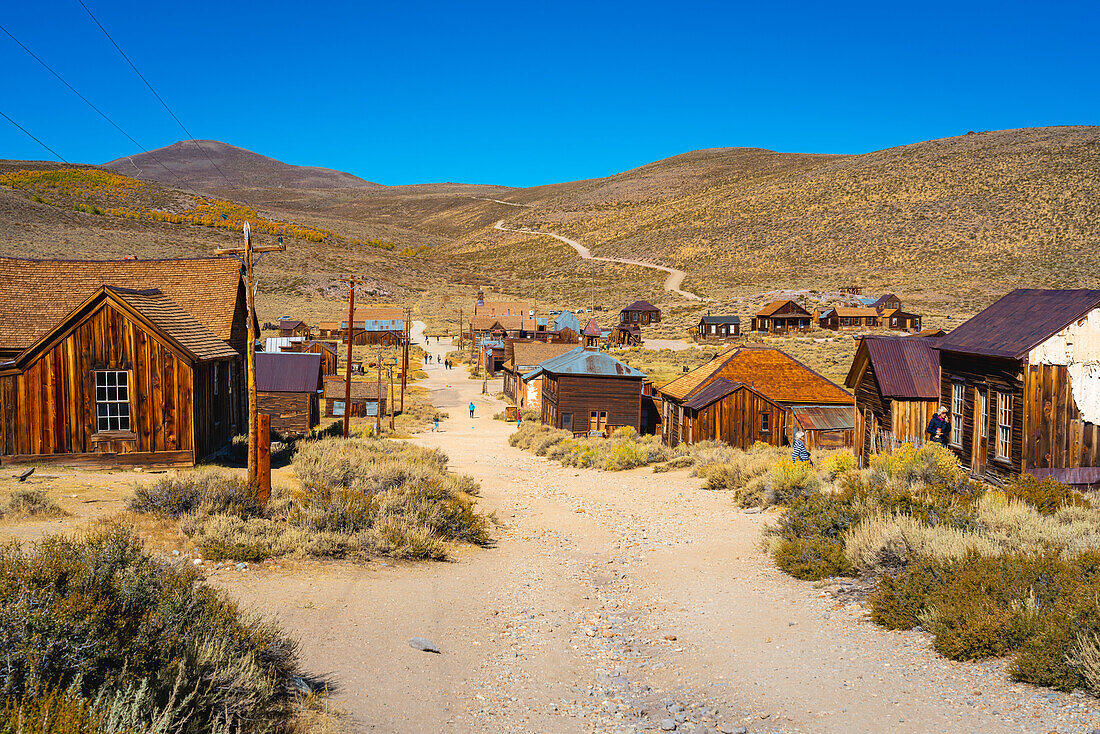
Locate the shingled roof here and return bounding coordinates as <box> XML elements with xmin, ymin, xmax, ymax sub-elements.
<box><xmin>0</xmin><ymin>256</ymin><xmax>243</xmax><ymax>353</ymax></box>
<box><xmin>323</xmin><ymin>376</ymin><xmax>385</xmax><ymax>401</ymax></box>
<box><xmin>935</xmin><ymin>289</ymin><xmax>1100</xmax><ymax>359</ymax></box>
<box><xmin>510</xmin><ymin>341</ymin><xmax>577</xmax><ymax>370</ymax></box>
<box><xmin>658</xmin><ymin>346</ymin><xmax>852</xmax><ymax>404</ymax></box>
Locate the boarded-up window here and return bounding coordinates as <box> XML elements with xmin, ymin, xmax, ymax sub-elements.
<box><xmin>951</xmin><ymin>383</ymin><xmax>964</xmax><ymax>446</ymax></box>
<box><xmin>95</xmin><ymin>370</ymin><xmax>131</xmax><ymax>432</ymax></box>
<box><xmin>996</xmin><ymin>392</ymin><xmax>1011</xmax><ymax>460</ymax></box>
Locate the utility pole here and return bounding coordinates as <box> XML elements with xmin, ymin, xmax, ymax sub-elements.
<box><xmin>376</xmin><ymin>343</ymin><xmax>383</xmax><ymax>436</ymax></box>
<box><xmin>215</xmin><ymin>222</ymin><xmax>284</xmax><ymax>492</ymax></box>
<box><xmin>401</xmin><ymin>306</ymin><xmax>411</xmax><ymax>413</ymax></box>
<box><xmin>458</xmin><ymin>307</ymin><xmax>464</xmax><ymax>349</ymax></box>
<box><xmin>389</xmin><ymin>361</ymin><xmax>396</xmax><ymax>431</ymax></box>
<box><xmin>338</xmin><ymin>275</ymin><xmax>361</xmax><ymax>439</ymax></box>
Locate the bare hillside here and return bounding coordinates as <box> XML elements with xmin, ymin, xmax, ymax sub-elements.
<box><xmin>104</xmin><ymin>140</ymin><xmax>380</xmax><ymax>191</ymax></box>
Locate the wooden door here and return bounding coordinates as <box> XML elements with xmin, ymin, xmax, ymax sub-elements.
<box><xmin>971</xmin><ymin>389</ymin><xmax>988</xmax><ymax>476</ymax></box>
<box><xmin>589</xmin><ymin>410</ymin><xmax>607</xmax><ymax>433</ymax></box>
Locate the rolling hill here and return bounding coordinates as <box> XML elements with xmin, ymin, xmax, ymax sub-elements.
<box><xmin>103</xmin><ymin>140</ymin><xmax>380</xmax><ymax>192</ymax></box>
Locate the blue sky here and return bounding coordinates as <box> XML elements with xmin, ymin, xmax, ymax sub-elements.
<box><xmin>1</xmin><ymin>1</ymin><xmax>1097</xmax><ymax>186</ymax></box>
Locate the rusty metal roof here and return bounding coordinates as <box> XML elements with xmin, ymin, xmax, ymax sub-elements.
<box><xmin>582</xmin><ymin>318</ymin><xmax>603</xmax><ymax>336</ymax></box>
<box><xmin>522</xmin><ymin>346</ymin><xmax>645</xmax><ymax>380</ymax></box>
<box><xmin>791</xmin><ymin>405</ymin><xmax>855</xmax><ymax>431</ymax></box>
<box><xmin>849</xmin><ymin>336</ymin><xmax>940</xmax><ymax>399</ymax></box>
<box><xmin>256</xmin><ymin>352</ymin><xmax>322</xmax><ymax>392</ymax></box>
<box><xmin>1028</xmin><ymin>467</ymin><xmax>1100</xmax><ymax>489</ymax></box>
<box><xmin>622</xmin><ymin>300</ymin><xmax>660</xmax><ymax>312</ymax></box>
<box><xmin>936</xmin><ymin>289</ymin><xmax>1100</xmax><ymax>359</ymax></box>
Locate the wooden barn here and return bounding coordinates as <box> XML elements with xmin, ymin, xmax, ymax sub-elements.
<box><xmin>818</xmin><ymin>307</ymin><xmax>881</xmax><ymax>331</ymax></box>
<box><xmin>696</xmin><ymin>315</ymin><xmax>741</xmax><ymax>340</ymax></box>
<box><xmin>282</xmin><ymin>340</ymin><xmax>338</xmax><ymax>375</ymax></box>
<box><xmin>255</xmin><ymin>352</ymin><xmax>322</xmax><ymax>436</ymax></box>
<box><xmin>0</xmin><ymin>257</ymin><xmax>248</xmax><ymax>466</ymax></box>
<box><xmin>278</xmin><ymin>319</ymin><xmax>311</xmax><ymax>339</ymax></box>
<box><xmin>322</xmin><ymin>376</ymin><xmax>386</xmax><ymax>418</ymax></box>
<box><xmin>883</xmin><ymin>309</ymin><xmax>923</xmax><ymax>332</ymax></box>
<box><xmin>620</xmin><ymin>300</ymin><xmax>661</xmax><ymax>327</ymax></box>
<box><xmin>751</xmin><ymin>300</ymin><xmax>813</xmax><ymax>333</ymax></box>
<box><xmin>501</xmin><ymin>342</ymin><xmax>577</xmax><ymax>410</ymax></box>
<box><xmin>526</xmin><ymin>346</ymin><xmax>646</xmax><ymax>435</ymax></box>
<box><xmin>845</xmin><ymin>336</ymin><xmax>940</xmax><ymax>466</ymax></box>
<box><xmin>934</xmin><ymin>289</ymin><xmax>1100</xmax><ymax>480</ymax></box>
<box><xmin>658</xmin><ymin>346</ymin><xmax>854</xmax><ymax>449</ymax></box>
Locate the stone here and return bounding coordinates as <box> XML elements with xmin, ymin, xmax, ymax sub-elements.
<box><xmin>291</xmin><ymin>675</ymin><xmax>311</xmax><ymax>694</ymax></box>
<box><xmin>660</xmin><ymin>719</ymin><xmax>677</xmax><ymax>731</ymax></box>
<box><xmin>668</xmin><ymin>703</ymin><xmax>684</xmax><ymax>713</ymax></box>
<box><xmin>235</xmin><ymin>562</ymin><xmax>248</xmax><ymax>570</ymax></box>
<box><xmin>192</xmin><ymin>558</ymin><xmax>203</xmax><ymax>565</ymax></box>
<box><xmin>409</xmin><ymin>637</ymin><xmax>441</xmax><ymax>653</ymax></box>
<box><xmin>743</xmin><ymin>507</ymin><xmax>762</xmax><ymax>514</ymax></box>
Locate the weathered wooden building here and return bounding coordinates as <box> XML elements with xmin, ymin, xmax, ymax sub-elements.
<box><xmin>818</xmin><ymin>307</ymin><xmax>881</xmax><ymax>331</ymax></box>
<box><xmin>695</xmin><ymin>315</ymin><xmax>741</xmax><ymax>340</ymax></box>
<box><xmin>322</xmin><ymin>376</ymin><xmax>386</xmax><ymax>418</ymax></box>
<box><xmin>501</xmin><ymin>342</ymin><xmax>577</xmax><ymax>410</ymax></box>
<box><xmin>611</xmin><ymin>324</ymin><xmax>642</xmax><ymax>348</ymax></box>
<box><xmin>934</xmin><ymin>289</ymin><xmax>1100</xmax><ymax>480</ymax></box>
<box><xmin>658</xmin><ymin>347</ymin><xmax>854</xmax><ymax>449</ymax></box>
<box><xmin>282</xmin><ymin>340</ymin><xmax>338</xmax><ymax>376</ymax></box>
<box><xmin>278</xmin><ymin>319</ymin><xmax>311</xmax><ymax>339</ymax></box>
<box><xmin>526</xmin><ymin>346</ymin><xmax>646</xmax><ymax>435</ymax></box>
<box><xmin>582</xmin><ymin>319</ymin><xmax>603</xmax><ymax>350</ymax></box>
<box><xmin>845</xmin><ymin>336</ymin><xmax>940</xmax><ymax>466</ymax></box>
<box><xmin>751</xmin><ymin>300</ymin><xmax>813</xmax><ymax>333</ymax></box>
<box><xmin>255</xmin><ymin>352</ymin><xmax>322</xmax><ymax>436</ymax></box>
<box><xmin>620</xmin><ymin>300</ymin><xmax>661</xmax><ymax>327</ymax></box>
<box><xmin>0</xmin><ymin>257</ymin><xmax>248</xmax><ymax>466</ymax></box>
<box><xmin>871</xmin><ymin>293</ymin><xmax>903</xmax><ymax>312</ymax></box>
<box><xmin>883</xmin><ymin>309</ymin><xmax>923</xmax><ymax>332</ymax></box>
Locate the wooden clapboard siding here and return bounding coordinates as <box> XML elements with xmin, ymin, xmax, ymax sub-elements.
<box><xmin>852</xmin><ymin>358</ymin><xmax>936</xmax><ymax>465</ymax></box>
<box><xmin>541</xmin><ymin>374</ymin><xmax>642</xmax><ymax>432</ymax></box>
<box><xmin>1023</xmin><ymin>363</ymin><xmax>1100</xmax><ymax>470</ymax></box>
<box><xmin>257</xmin><ymin>391</ymin><xmax>318</xmax><ymax>436</ymax></box>
<box><xmin>940</xmin><ymin>351</ymin><xmax>1024</xmax><ymax>480</ymax></box>
<box><xmin>682</xmin><ymin>388</ymin><xmax>785</xmax><ymax>449</ymax></box>
<box><xmin>0</xmin><ymin>301</ymin><xmax>197</xmax><ymax>460</ymax></box>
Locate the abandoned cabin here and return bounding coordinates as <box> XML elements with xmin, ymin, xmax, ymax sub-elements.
<box><xmin>0</xmin><ymin>257</ymin><xmax>248</xmax><ymax>466</ymax></box>
<box><xmin>278</xmin><ymin>319</ymin><xmax>311</xmax><ymax>339</ymax></box>
<box><xmin>657</xmin><ymin>346</ymin><xmax>855</xmax><ymax>449</ymax></box>
<box><xmin>845</xmin><ymin>336</ymin><xmax>940</xmax><ymax>467</ymax></box>
<box><xmin>611</xmin><ymin>324</ymin><xmax>642</xmax><ymax>348</ymax></box>
<box><xmin>525</xmin><ymin>346</ymin><xmax>646</xmax><ymax>435</ymax></box>
<box><xmin>818</xmin><ymin>307</ymin><xmax>881</xmax><ymax>331</ymax></box>
<box><xmin>883</xmin><ymin>309</ymin><xmax>923</xmax><ymax>332</ymax></box>
<box><xmin>322</xmin><ymin>376</ymin><xmax>386</xmax><ymax>418</ymax></box>
<box><xmin>620</xmin><ymin>300</ymin><xmax>661</xmax><ymax>327</ymax></box>
<box><xmin>282</xmin><ymin>339</ymin><xmax>339</xmax><ymax>375</ymax></box>
<box><xmin>750</xmin><ymin>300</ymin><xmax>813</xmax><ymax>333</ymax></box>
<box><xmin>501</xmin><ymin>341</ymin><xmax>578</xmax><ymax>411</ymax></box>
<box><xmin>255</xmin><ymin>352</ymin><xmax>323</xmax><ymax>436</ymax></box>
<box><xmin>695</xmin><ymin>315</ymin><xmax>741</xmax><ymax>340</ymax></box>
<box><xmin>339</xmin><ymin>306</ymin><xmax>405</xmax><ymax>345</ymax></box>
<box><xmin>934</xmin><ymin>289</ymin><xmax>1100</xmax><ymax>481</ymax></box>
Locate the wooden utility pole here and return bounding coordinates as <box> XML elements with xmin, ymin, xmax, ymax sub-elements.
<box><xmin>338</xmin><ymin>276</ymin><xmax>361</xmax><ymax>439</ymax></box>
<box><xmin>389</xmin><ymin>362</ymin><xmax>396</xmax><ymax>431</ymax></box>
<box><xmin>458</xmin><ymin>307</ymin><xmax>464</xmax><ymax>349</ymax></box>
<box><xmin>401</xmin><ymin>306</ymin><xmax>411</xmax><ymax>413</ymax></box>
<box><xmin>375</xmin><ymin>344</ymin><xmax>383</xmax><ymax>436</ymax></box>
<box><xmin>215</xmin><ymin>222</ymin><xmax>284</xmax><ymax>492</ymax></box>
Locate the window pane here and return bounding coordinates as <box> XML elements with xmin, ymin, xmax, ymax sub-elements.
<box><xmin>97</xmin><ymin>386</ymin><xmax>107</xmax><ymax>402</ymax></box>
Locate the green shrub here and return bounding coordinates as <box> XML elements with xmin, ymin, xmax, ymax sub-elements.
<box><xmin>604</xmin><ymin>442</ymin><xmax>648</xmax><ymax>471</ymax></box>
<box><xmin>1001</xmin><ymin>474</ymin><xmax>1091</xmax><ymax>515</ymax></box>
<box><xmin>0</xmin><ymin>525</ymin><xmax>300</xmax><ymax>733</ymax></box>
<box><xmin>129</xmin><ymin>469</ymin><xmax>258</xmax><ymax>518</ymax></box>
<box><xmin>773</xmin><ymin>537</ymin><xmax>852</xmax><ymax>580</ymax></box>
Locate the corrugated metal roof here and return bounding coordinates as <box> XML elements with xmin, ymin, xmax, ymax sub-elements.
<box><xmin>522</xmin><ymin>346</ymin><xmax>646</xmax><ymax>380</ymax></box>
<box><xmin>682</xmin><ymin>378</ymin><xmax>744</xmax><ymax>410</ymax></box>
<box><xmin>265</xmin><ymin>336</ymin><xmax>305</xmax><ymax>353</ymax></box>
<box><xmin>554</xmin><ymin>311</ymin><xmax>582</xmax><ymax>333</ymax></box>
<box><xmin>255</xmin><ymin>352</ymin><xmax>322</xmax><ymax>392</ymax></box>
<box><xmin>791</xmin><ymin>405</ymin><xmax>855</xmax><ymax>431</ymax></box>
<box><xmin>1028</xmin><ymin>467</ymin><xmax>1100</xmax><ymax>489</ymax></box>
<box><xmin>847</xmin><ymin>335</ymin><xmax>940</xmax><ymax>399</ymax></box>
<box><xmin>936</xmin><ymin>289</ymin><xmax>1100</xmax><ymax>359</ymax></box>
<box><xmin>700</xmin><ymin>315</ymin><xmax>740</xmax><ymax>325</ymax></box>
<box><xmin>341</xmin><ymin>318</ymin><xmax>404</xmax><ymax>331</ymax></box>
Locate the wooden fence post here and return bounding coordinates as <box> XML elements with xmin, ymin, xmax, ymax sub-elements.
<box><xmin>256</xmin><ymin>413</ymin><xmax>271</xmax><ymax>505</ymax></box>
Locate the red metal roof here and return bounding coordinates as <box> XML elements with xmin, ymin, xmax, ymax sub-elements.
<box><xmin>936</xmin><ymin>289</ymin><xmax>1100</xmax><ymax>359</ymax></box>
<box><xmin>857</xmin><ymin>336</ymin><xmax>940</xmax><ymax>399</ymax></box>
<box><xmin>582</xmin><ymin>318</ymin><xmax>602</xmax><ymax>336</ymax></box>
<box><xmin>255</xmin><ymin>352</ymin><xmax>322</xmax><ymax>393</ymax></box>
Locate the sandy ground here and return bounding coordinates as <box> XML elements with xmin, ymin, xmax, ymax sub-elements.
<box><xmin>2</xmin><ymin>324</ymin><xmax>1096</xmax><ymax>732</ymax></box>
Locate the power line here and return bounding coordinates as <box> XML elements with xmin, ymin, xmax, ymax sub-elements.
<box><xmin>0</xmin><ymin>21</ymin><xmax>185</xmax><ymax>185</ymax></box>
<box><xmin>0</xmin><ymin>109</ymin><xmax>69</xmax><ymax>163</ymax></box>
<box><xmin>76</xmin><ymin>0</ymin><xmax>249</xmax><ymax>201</ymax></box>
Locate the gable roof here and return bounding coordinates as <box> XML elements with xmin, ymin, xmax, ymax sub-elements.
<box><xmin>522</xmin><ymin>346</ymin><xmax>645</xmax><ymax>380</ymax></box>
<box><xmin>297</xmin><ymin>340</ymin><xmax>338</xmax><ymax>356</ymax></box>
<box><xmin>658</xmin><ymin>346</ymin><xmax>853</xmax><ymax>404</ymax></box>
<box><xmin>0</xmin><ymin>256</ymin><xmax>243</xmax><ymax>353</ymax></box>
<box><xmin>935</xmin><ymin>289</ymin><xmax>1100</xmax><ymax>359</ymax></box>
<box><xmin>622</xmin><ymin>300</ymin><xmax>660</xmax><ymax>312</ymax></box>
<box><xmin>510</xmin><ymin>341</ymin><xmax>577</xmax><ymax>370</ymax></box>
<box><xmin>827</xmin><ymin>306</ymin><xmax>881</xmax><ymax>318</ymax></box>
<box><xmin>756</xmin><ymin>299</ymin><xmax>810</xmax><ymax>318</ymax></box>
<box><xmin>323</xmin><ymin>376</ymin><xmax>385</xmax><ymax>401</ymax></box>
<box><xmin>872</xmin><ymin>293</ymin><xmax>900</xmax><ymax>308</ymax></box>
<box><xmin>700</xmin><ymin>315</ymin><xmax>741</xmax><ymax>325</ymax></box>
<box><xmin>554</xmin><ymin>310</ymin><xmax>582</xmax><ymax>333</ymax></box>
<box><xmin>681</xmin><ymin>378</ymin><xmax>776</xmax><ymax>411</ymax></box>
<box><xmin>279</xmin><ymin>319</ymin><xmax>305</xmax><ymax>330</ymax></box>
<box><xmin>846</xmin><ymin>336</ymin><xmax>939</xmax><ymax>399</ymax></box>
<box><xmin>582</xmin><ymin>318</ymin><xmax>602</xmax><ymax>337</ymax></box>
<box><xmin>255</xmin><ymin>352</ymin><xmax>322</xmax><ymax>392</ymax></box>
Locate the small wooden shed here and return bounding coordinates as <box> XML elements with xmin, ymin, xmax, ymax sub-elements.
<box><xmin>883</xmin><ymin>309</ymin><xmax>923</xmax><ymax>332</ymax></box>
<box><xmin>278</xmin><ymin>319</ymin><xmax>311</xmax><ymax>339</ymax></box>
<box><xmin>255</xmin><ymin>352</ymin><xmax>323</xmax><ymax>436</ymax></box>
<box><xmin>751</xmin><ymin>300</ymin><xmax>812</xmax><ymax>333</ymax></box>
<box><xmin>677</xmin><ymin>379</ymin><xmax>786</xmax><ymax>448</ymax></box>
<box><xmin>845</xmin><ymin>335</ymin><xmax>940</xmax><ymax>466</ymax></box>
<box><xmin>322</xmin><ymin>376</ymin><xmax>386</xmax><ymax>418</ymax></box>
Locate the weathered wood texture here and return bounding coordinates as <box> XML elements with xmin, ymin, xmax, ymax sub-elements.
<box><xmin>940</xmin><ymin>351</ymin><xmax>1024</xmax><ymax>480</ymax></box>
<box><xmin>1023</xmin><ymin>363</ymin><xmax>1100</xmax><ymax>471</ymax></box>
<box><xmin>696</xmin><ymin>322</ymin><xmax>740</xmax><ymax>339</ymax></box>
<box><xmin>257</xmin><ymin>391</ymin><xmax>319</xmax><ymax>436</ymax></box>
<box><xmin>541</xmin><ymin>374</ymin><xmax>642</xmax><ymax>432</ymax></box>
<box><xmin>853</xmin><ymin>360</ymin><xmax>936</xmax><ymax>466</ymax></box>
<box><xmin>675</xmin><ymin>388</ymin><xmax>786</xmax><ymax>449</ymax></box>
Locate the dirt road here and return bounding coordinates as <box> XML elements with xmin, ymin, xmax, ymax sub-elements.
<box><xmin>494</xmin><ymin>221</ymin><xmax>701</xmax><ymax>301</ymax></box>
<box><xmin>219</xmin><ymin>328</ymin><xmax>1096</xmax><ymax>733</ymax></box>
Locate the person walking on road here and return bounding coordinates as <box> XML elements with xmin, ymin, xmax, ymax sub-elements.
<box><xmin>433</xmin><ymin>416</ymin><xmax>440</xmax><ymax>432</ymax></box>
<box><xmin>468</xmin><ymin>401</ymin><xmax>475</xmax><ymax>418</ymax></box>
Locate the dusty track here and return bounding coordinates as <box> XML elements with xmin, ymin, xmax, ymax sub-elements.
<box><xmin>494</xmin><ymin>220</ymin><xmax>701</xmax><ymax>301</ymax></box>
<box><xmin>212</xmin><ymin>323</ymin><xmax>1095</xmax><ymax>733</ymax></box>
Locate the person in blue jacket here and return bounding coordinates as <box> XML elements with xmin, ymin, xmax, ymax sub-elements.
<box><xmin>468</xmin><ymin>401</ymin><xmax>475</xmax><ymax>418</ymax></box>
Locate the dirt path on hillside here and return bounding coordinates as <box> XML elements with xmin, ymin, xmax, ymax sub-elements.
<box><xmin>494</xmin><ymin>221</ymin><xmax>702</xmax><ymax>301</ymax></box>
<box><xmin>215</xmin><ymin>325</ymin><xmax>1097</xmax><ymax>733</ymax></box>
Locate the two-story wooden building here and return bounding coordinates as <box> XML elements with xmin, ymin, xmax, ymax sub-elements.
<box><xmin>751</xmin><ymin>300</ymin><xmax>813</xmax><ymax>333</ymax></box>
<box><xmin>0</xmin><ymin>257</ymin><xmax>248</xmax><ymax>466</ymax></box>
<box><xmin>526</xmin><ymin>346</ymin><xmax>647</xmax><ymax>435</ymax></box>
<box><xmin>620</xmin><ymin>300</ymin><xmax>661</xmax><ymax>327</ymax></box>
<box><xmin>933</xmin><ymin>289</ymin><xmax>1100</xmax><ymax>481</ymax></box>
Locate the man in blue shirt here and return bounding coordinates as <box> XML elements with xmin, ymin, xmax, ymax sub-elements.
<box><xmin>791</xmin><ymin>430</ymin><xmax>812</xmax><ymax>463</ymax></box>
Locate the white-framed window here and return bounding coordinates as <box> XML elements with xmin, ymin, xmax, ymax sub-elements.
<box><xmin>951</xmin><ymin>383</ymin><xmax>964</xmax><ymax>447</ymax></box>
<box><xmin>333</xmin><ymin>400</ymin><xmax>346</xmax><ymax>417</ymax></box>
<box><xmin>978</xmin><ymin>391</ymin><xmax>988</xmax><ymax>439</ymax></box>
<box><xmin>996</xmin><ymin>392</ymin><xmax>1012</xmax><ymax>460</ymax></box>
<box><xmin>95</xmin><ymin>370</ymin><xmax>131</xmax><ymax>432</ymax></box>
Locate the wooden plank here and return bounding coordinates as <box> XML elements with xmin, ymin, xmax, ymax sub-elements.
<box><xmin>1</xmin><ymin>450</ymin><xmax>194</xmax><ymax>468</ymax></box>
